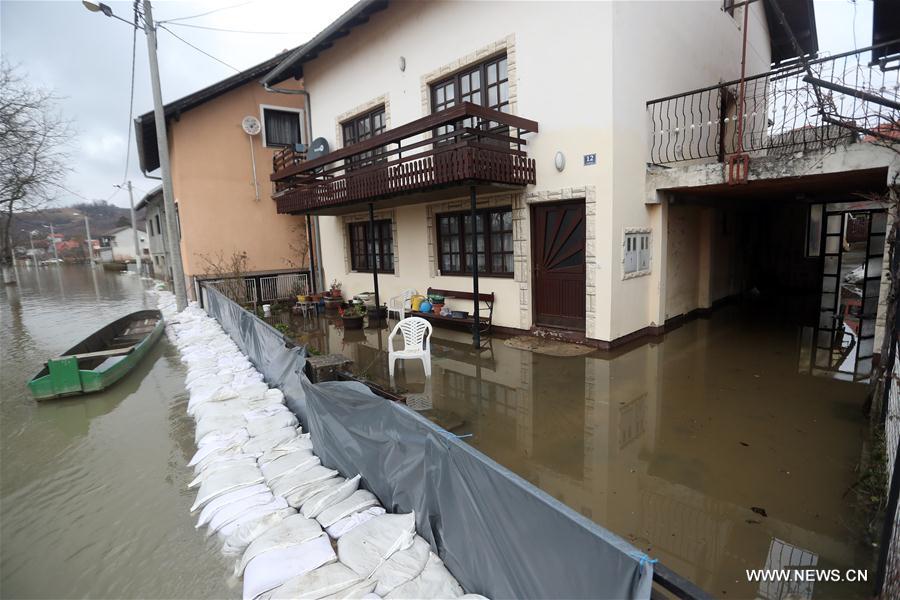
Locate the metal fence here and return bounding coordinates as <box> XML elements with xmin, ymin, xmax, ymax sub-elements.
<box><xmin>646</xmin><ymin>43</ymin><xmax>900</xmax><ymax>165</ymax></box>
<box><xmin>198</xmin><ymin>271</ymin><xmax>310</xmax><ymax>306</ymax></box>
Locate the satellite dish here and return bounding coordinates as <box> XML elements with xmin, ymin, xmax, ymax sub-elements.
<box><xmin>241</xmin><ymin>116</ymin><xmax>262</xmax><ymax>136</ymax></box>
<box><xmin>307</xmin><ymin>137</ymin><xmax>330</xmax><ymax>161</ymax></box>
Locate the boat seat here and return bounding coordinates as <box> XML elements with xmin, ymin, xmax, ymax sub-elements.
<box><xmin>63</xmin><ymin>346</ymin><xmax>134</xmax><ymax>361</ymax></box>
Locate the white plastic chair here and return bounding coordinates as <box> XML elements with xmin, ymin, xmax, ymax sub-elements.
<box><xmin>387</xmin><ymin>288</ymin><xmax>417</xmax><ymax>321</ymax></box>
<box><xmin>388</xmin><ymin>317</ymin><xmax>432</xmax><ymax>378</ymax></box>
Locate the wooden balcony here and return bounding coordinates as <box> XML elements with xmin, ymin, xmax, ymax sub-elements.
<box><xmin>271</xmin><ymin>103</ymin><xmax>538</xmax><ymax>215</ymax></box>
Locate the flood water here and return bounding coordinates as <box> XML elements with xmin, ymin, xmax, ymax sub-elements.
<box><xmin>0</xmin><ymin>266</ymin><xmax>233</xmax><ymax>599</ymax></box>
<box><xmin>278</xmin><ymin>301</ymin><xmax>877</xmax><ymax>599</ymax></box>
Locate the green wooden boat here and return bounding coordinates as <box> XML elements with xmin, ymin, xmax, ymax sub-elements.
<box><xmin>27</xmin><ymin>310</ymin><xmax>165</xmax><ymax>400</ymax></box>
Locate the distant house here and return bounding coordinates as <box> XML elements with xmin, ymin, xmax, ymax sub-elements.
<box><xmin>136</xmin><ymin>185</ymin><xmax>171</xmax><ymax>280</ymax></box>
<box><xmin>134</xmin><ymin>51</ymin><xmax>310</xmax><ymax>298</ymax></box>
<box><xmin>97</xmin><ymin>226</ymin><xmax>149</xmax><ymax>262</ymax></box>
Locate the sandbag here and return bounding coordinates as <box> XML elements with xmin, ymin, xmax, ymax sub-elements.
<box><xmin>268</xmin><ymin>562</ymin><xmax>362</xmax><ymax>600</ymax></box>
<box><xmin>207</xmin><ymin>491</ymin><xmax>277</xmax><ymax>535</ymax></box>
<box><xmin>243</xmin><ymin>427</ymin><xmax>300</xmax><ymax>455</ymax></box>
<box><xmin>235</xmin><ymin>514</ymin><xmax>324</xmax><ymax>577</ymax></box>
<box><xmin>270</xmin><ymin>465</ymin><xmax>339</xmax><ymax>500</ymax></box>
<box><xmin>221</xmin><ymin>507</ymin><xmax>296</xmax><ymax>556</ymax></box>
<box><xmin>191</xmin><ymin>464</ymin><xmax>264</xmax><ymax>511</ymax></box>
<box><xmin>320</xmin><ymin>580</ymin><xmax>378</xmax><ymax>599</ymax></box>
<box><xmin>242</xmin><ymin>534</ymin><xmax>336</xmax><ymax>600</ymax></box>
<box><xmin>197</xmin><ymin>484</ymin><xmax>271</xmax><ymax>527</ymax></box>
<box><xmin>283</xmin><ymin>478</ymin><xmax>345</xmax><ymax>508</ymax></box>
<box><xmin>259</xmin><ymin>436</ymin><xmax>314</xmax><ymax>465</ymax></box>
<box><xmin>195</xmin><ymin>427</ymin><xmax>248</xmax><ymax>449</ymax></box>
<box><xmin>195</xmin><ymin>416</ymin><xmax>247</xmax><ymax>445</ymax></box>
<box><xmin>317</xmin><ymin>490</ymin><xmax>380</xmax><ymax>528</ymax></box>
<box><xmin>384</xmin><ymin>552</ymin><xmax>464</xmax><ymax>599</ymax></box>
<box><xmin>217</xmin><ymin>498</ymin><xmax>290</xmax><ymax>538</ymax></box>
<box><xmin>325</xmin><ymin>507</ymin><xmax>386</xmax><ymax>540</ymax></box>
<box><xmin>369</xmin><ymin>536</ymin><xmax>430</xmax><ymax>596</ymax></box>
<box><xmin>246</xmin><ymin>412</ymin><xmax>299</xmax><ymax>438</ymax></box>
<box><xmin>337</xmin><ymin>513</ymin><xmax>416</xmax><ymax>578</ymax></box>
<box><xmin>301</xmin><ymin>475</ymin><xmax>361</xmax><ymax>519</ymax></box>
<box><xmin>261</xmin><ymin>450</ymin><xmax>318</xmax><ymax>484</ymax></box>
<box><xmin>190</xmin><ymin>456</ymin><xmax>259</xmax><ymax>488</ymax></box>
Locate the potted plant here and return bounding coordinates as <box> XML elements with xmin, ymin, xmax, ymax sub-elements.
<box><xmin>329</xmin><ymin>279</ymin><xmax>343</xmax><ymax>299</ymax></box>
<box><xmin>367</xmin><ymin>303</ymin><xmax>388</xmax><ymax>322</ymax></box>
<box><xmin>429</xmin><ymin>293</ymin><xmax>445</xmax><ymax>315</ymax></box>
<box><xmin>340</xmin><ymin>303</ymin><xmax>365</xmax><ymax>330</ymax></box>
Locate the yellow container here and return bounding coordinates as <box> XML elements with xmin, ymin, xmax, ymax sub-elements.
<box><xmin>410</xmin><ymin>295</ymin><xmax>426</xmax><ymax>311</ymax></box>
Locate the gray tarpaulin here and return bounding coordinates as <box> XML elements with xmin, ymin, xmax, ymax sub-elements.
<box><xmin>202</xmin><ymin>285</ymin><xmax>653</xmax><ymax>599</ymax></box>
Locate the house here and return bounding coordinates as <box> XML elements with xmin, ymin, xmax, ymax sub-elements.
<box><xmin>97</xmin><ymin>226</ymin><xmax>149</xmax><ymax>262</ymax></box>
<box><xmin>261</xmin><ymin>0</ymin><xmax>898</xmax><ymax>378</ymax></box>
<box><xmin>134</xmin><ymin>51</ymin><xmax>311</xmax><ymax>298</ymax></box>
<box><xmin>136</xmin><ymin>185</ymin><xmax>170</xmax><ymax>279</ymax></box>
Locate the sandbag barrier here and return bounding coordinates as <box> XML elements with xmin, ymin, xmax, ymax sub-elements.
<box><xmin>197</xmin><ymin>284</ymin><xmax>654</xmax><ymax>599</ymax></box>
<box><xmin>155</xmin><ymin>291</ymin><xmax>473</xmax><ymax>600</ymax></box>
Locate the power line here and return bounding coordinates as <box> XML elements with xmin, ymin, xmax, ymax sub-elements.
<box><xmin>122</xmin><ymin>1</ymin><xmax>139</xmax><ymax>184</ymax></box>
<box><xmin>158</xmin><ymin>24</ymin><xmax>241</xmax><ymax>73</ymax></box>
<box><xmin>158</xmin><ymin>1</ymin><xmax>253</xmax><ymax>25</ymax></box>
<box><xmin>162</xmin><ymin>21</ymin><xmax>296</xmax><ymax>35</ymax></box>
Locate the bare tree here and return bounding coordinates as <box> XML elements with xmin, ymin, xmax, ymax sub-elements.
<box><xmin>0</xmin><ymin>61</ymin><xmax>72</xmax><ymax>282</ymax></box>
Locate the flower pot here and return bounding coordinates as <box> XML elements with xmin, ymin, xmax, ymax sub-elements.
<box><xmin>324</xmin><ymin>299</ymin><xmax>342</xmax><ymax>311</ymax></box>
<box><xmin>342</xmin><ymin>327</ymin><xmax>367</xmax><ymax>342</ymax></box>
<box><xmin>431</xmin><ymin>303</ymin><xmax>444</xmax><ymax>315</ymax></box>
<box><xmin>341</xmin><ymin>315</ymin><xmax>364</xmax><ymax>330</ymax></box>
<box><xmin>367</xmin><ymin>306</ymin><xmax>387</xmax><ymax>320</ymax></box>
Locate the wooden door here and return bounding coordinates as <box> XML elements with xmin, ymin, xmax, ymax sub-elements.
<box><xmin>532</xmin><ymin>200</ymin><xmax>586</xmax><ymax>330</ymax></box>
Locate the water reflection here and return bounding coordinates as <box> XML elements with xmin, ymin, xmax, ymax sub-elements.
<box><xmin>283</xmin><ymin>302</ymin><xmax>873</xmax><ymax>598</ymax></box>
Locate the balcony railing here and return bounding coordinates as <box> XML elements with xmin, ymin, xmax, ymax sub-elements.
<box><xmin>646</xmin><ymin>43</ymin><xmax>900</xmax><ymax>165</ymax></box>
<box><xmin>271</xmin><ymin>103</ymin><xmax>538</xmax><ymax>214</ymax></box>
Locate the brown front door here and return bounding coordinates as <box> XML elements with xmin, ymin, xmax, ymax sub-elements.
<box><xmin>532</xmin><ymin>200</ymin><xmax>586</xmax><ymax>331</ymax></box>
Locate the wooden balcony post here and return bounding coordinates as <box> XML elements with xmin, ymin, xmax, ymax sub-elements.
<box><xmin>470</xmin><ymin>185</ymin><xmax>480</xmax><ymax>348</ymax></box>
<box><xmin>368</xmin><ymin>202</ymin><xmax>380</xmax><ymax>312</ymax></box>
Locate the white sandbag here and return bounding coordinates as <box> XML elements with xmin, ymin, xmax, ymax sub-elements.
<box><xmin>235</xmin><ymin>514</ymin><xmax>324</xmax><ymax>577</ymax></box>
<box><xmin>245</xmin><ymin>404</ymin><xmax>292</xmax><ymax>420</ymax></box>
<box><xmin>246</xmin><ymin>412</ymin><xmax>299</xmax><ymax>438</ymax></box>
<box><xmin>283</xmin><ymin>477</ymin><xmax>345</xmax><ymax>508</ymax></box>
<box><xmin>268</xmin><ymin>562</ymin><xmax>362</xmax><ymax>600</ymax></box>
<box><xmin>235</xmin><ymin>381</ymin><xmax>268</xmax><ymax>402</ymax></box>
<box><xmin>194</xmin><ymin>416</ymin><xmax>247</xmax><ymax>445</ymax></box>
<box><xmin>384</xmin><ymin>552</ymin><xmax>464</xmax><ymax>599</ymax></box>
<box><xmin>338</xmin><ymin>513</ymin><xmax>416</xmax><ymax>579</ymax></box>
<box><xmin>188</xmin><ymin>385</ymin><xmax>240</xmax><ymax>412</ymax></box>
<box><xmin>369</xmin><ymin>536</ymin><xmax>430</xmax><ymax>596</ymax></box>
<box><xmin>196</xmin><ymin>426</ymin><xmax>248</xmax><ymax>449</ymax></box>
<box><xmin>192</xmin><ymin>445</ymin><xmax>256</xmax><ymax>474</ymax></box>
<box><xmin>243</xmin><ymin>427</ymin><xmax>300</xmax><ymax>455</ymax></box>
<box><xmin>321</xmin><ymin>580</ymin><xmax>378</xmax><ymax>599</ymax></box>
<box><xmin>261</xmin><ymin>450</ymin><xmax>318</xmax><ymax>483</ymax></box>
<box><xmin>190</xmin><ymin>456</ymin><xmax>259</xmax><ymax>488</ymax></box>
<box><xmin>317</xmin><ymin>490</ymin><xmax>380</xmax><ymax>528</ymax></box>
<box><xmin>193</xmin><ymin>400</ymin><xmax>252</xmax><ymax>422</ymax></box>
<box><xmin>242</xmin><ymin>533</ymin><xmax>336</xmax><ymax>600</ymax></box>
<box><xmin>217</xmin><ymin>497</ymin><xmax>290</xmax><ymax>538</ymax></box>
<box><xmin>197</xmin><ymin>484</ymin><xmax>271</xmax><ymax>527</ymax></box>
<box><xmin>270</xmin><ymin>465</ymin><xmax>339</xmax><ymax>499</ymax></box>
<box><xmin>207</xmin><ymin>491</ymin><xmax>277</xmax><ymax>535</ymax></box>
<box><xmin>259</xmin><ymin>436</ymin><xmax>313</xmax><ymax>465</ymax></box>
<box><xmin>326</xmin><ymin>507</ymin><xmax>387</xmax><ymax>540</ymax></box>
<box><xmin>221</xmin><ymin>507</ymin><xmax>296</xmax><ymax>556</ymax></box>
<box><xmin>191</xmin><ymin>464</ymin><xmax>264</xmax><ymax>511</ymax></box>
<box><xmin>263</xmin><ymin>388</ymin><xmax>285</xmax><ymax>404</ymax></box>
<box><xmin>301</xmin><ymin>475</ymin><xmax>361</xmax><ymax>519</ymax></box>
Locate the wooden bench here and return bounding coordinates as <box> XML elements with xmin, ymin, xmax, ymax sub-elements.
<box><xmin>409</xmin><ymin>287</ymin><xmax>494</xmax><ymax>335</ymax></box>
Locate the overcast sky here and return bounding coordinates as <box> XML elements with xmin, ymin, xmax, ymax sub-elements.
<box><xmin>0</xmin><ymin>0</ymin><xmax>874</xmax><ymax>209</ymax></box>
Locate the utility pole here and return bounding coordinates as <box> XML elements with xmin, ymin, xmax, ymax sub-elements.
<box><xmin>49</xmin><ymin>224</ymin><xmax>60</xmax><ymax>261</ymax></box>
<box><xmin>83</xmin><ymin>215</ymin><xmax>95</xmax><ymax>265</ymax></box>
<box><xmin>29</xmin><ymin>232</ymin><xmax>38</xmax><ymax>269</ymax></box>
<box><xmin>126</xmin><ymin>181</ymin><xmax>143</xmax><ymax>277</ymax></box>
<box><xmin>143</xmin><ymin>0</ymin><xmax>187</xmax><ymax>310</ymax></box>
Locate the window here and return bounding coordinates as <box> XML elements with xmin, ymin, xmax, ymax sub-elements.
<box><xmin>348</xmin><ymin>220</ymin><xmax>394</xmax><ymax>273</ymax></box>
<box><xmin>624</xmin><ymin>232</ymin><xmax>651</xmax><ymax>275</ymax></box>
<box><xmin>437</xmin><ymin>207</ymin><xmax>513</xmax><ymax>277</ymax></box>
<box><xmin>341</xmin><ymin>106</ymin><xmax>386</xmax><ymax>169</ymax></box>
<box><xmin>155</xmin><ymin>215</ymin><xmax>161</xmax><ymax>237</ymax></box>
<box><xmin>262</xmin><ymin>107</ymin><xmax>303</xmax><ymax>148</ymax></box>
<box><xmin>430</xmin><ymin>54</ymin><xmax>509</xmax><ymax>139</ymax></box>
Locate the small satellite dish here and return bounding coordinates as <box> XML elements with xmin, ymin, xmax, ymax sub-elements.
<box><xmin>307</xmin><ymin>137</ymin><xmax>330</xmax><ymax>161</ymax></box>
<box><xmin>241</xmin><ymin>116</ymin><xmax>262</xmax><ymax>136</ymax></box>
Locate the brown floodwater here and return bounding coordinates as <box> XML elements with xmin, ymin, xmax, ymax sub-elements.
<box><xmin>277</xmin><ymin>300</ymin><xmax>877</xmax><ymax>599</ymax></box>
<box><xmin>1</xmin><ymin>265</ymin><xmax>233</xmax><ymax>598</ymax></box>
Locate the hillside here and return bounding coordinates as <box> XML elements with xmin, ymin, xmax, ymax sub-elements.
<box><xmin>10</xmin><ymin>201</ymin><xmax>145</xmax><ymax>247</ymax></box>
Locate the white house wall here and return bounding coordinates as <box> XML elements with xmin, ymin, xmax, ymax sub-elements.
<box><xmin>303</xmin><ymin>0</ymin><xmax>775</xmax><ymax>341</ymax></box>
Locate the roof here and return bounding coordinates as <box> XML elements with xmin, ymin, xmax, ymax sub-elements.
<box><xmin>764</xmin><ymin>0</ymin><xmax>818</xmax><ymax>66</ymax></box>
<box><xmin>260</xmin><ymin>0</ymin><xmax>389</xmax><ymax>86</ymax></box>
<box><xmin>135</xmin><ymin>50</ymin><xmax>295</xmax><ymax>173</ymax></box>
<box><xmin>135</xmin><ymin>185</ymin><xmax>163</xmax><ymax>212</ymax></box>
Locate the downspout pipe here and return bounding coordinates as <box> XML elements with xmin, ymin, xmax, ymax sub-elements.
<box><xmin>263</xmin><ymin>83</ymin><xmax>325</xmax><ymax>292</ymax></box>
